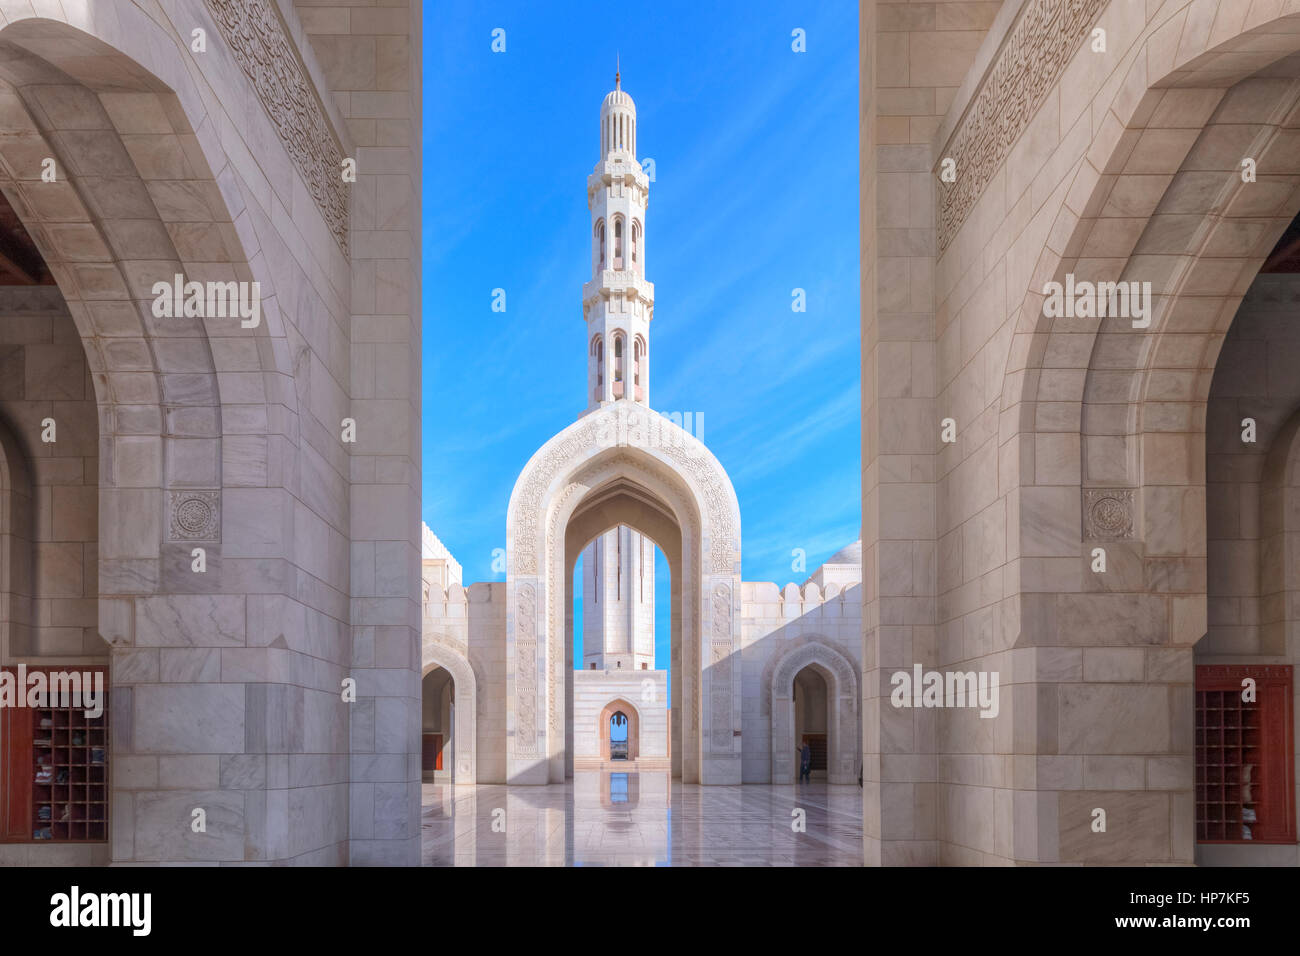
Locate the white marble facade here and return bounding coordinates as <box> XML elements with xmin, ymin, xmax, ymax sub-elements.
<box><xmin>10</xmin><ymin>0</ymin><xmax>1300</xmax><ymax>870</ymax></box>
<box><xmin>422</xmin><ymin>533</ymin><xmax>863</xmax><ymax>785</ymax></box>
<box><xmin>0</xmin><ymin>0</ymin><xmax>422</xmax><ymax>866</ymax></box>
<box><xmin>864</xmin><ymin>0</ymin><xmax>1300</xmax><ymax>866</ymax></box>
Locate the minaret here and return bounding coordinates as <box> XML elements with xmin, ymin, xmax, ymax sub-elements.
<box><xmin>581</xmin><ymin>69</ymin><xmax>655</xmax><ymax>672</ymax></box>
<box><xmin>583</xmin><ymin>66</ymin><xmax>653</xmax><ymax>410</ymax></box>
<box><xmin>581</xmin><ymin>526</ymin><xmax>655</xmax><ymax>672</ymax></box>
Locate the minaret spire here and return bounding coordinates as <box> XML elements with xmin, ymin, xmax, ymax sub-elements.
<box><xmin>584</xmin><ymin>76</ymin><xmax>653</xmax><ymax>411</ymax></box>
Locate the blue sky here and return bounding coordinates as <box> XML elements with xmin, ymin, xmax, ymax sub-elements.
<box><xmin>421</xmin><ymin>1</ymin><xmax>860</xmax><ymax>671</ymax></box>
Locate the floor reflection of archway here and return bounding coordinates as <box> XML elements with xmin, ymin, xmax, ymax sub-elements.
<box><xmin>419</xmin><ymin>770</ymin><xmax>863</xmax><ymax>866</ymax></box>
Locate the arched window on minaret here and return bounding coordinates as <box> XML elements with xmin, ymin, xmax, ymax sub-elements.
<box><xmin>613</xmin><ymin>217</ymin><xmax>624</xmax><ymax>270</ymax></box>
<box><xmin>591</xmin><ymin>334</ymin><xmax>603</xmax><ymax>400</ymax></box>
<box><xmin>596</xmin><ymin>220</ymin><xmax>606</xmax><ymax>272</ymax></box>
<box><xmin>633</xmin><ymin>335</ymin><xmax>644</xmax><ymax>388</ymax></box>
<box><xmin>631</xmin><ymin>220</ymin><xmax>640</xmax><ymax>268</ymax></box>
<box><xmin>613</xmin><ymin>334</ymin><xmax>624</xmax><ymax>397</ymax></box>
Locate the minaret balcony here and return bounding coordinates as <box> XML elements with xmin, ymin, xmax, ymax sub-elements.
<box><xmin>588</xmin><ymin>158</ymin><xmax>648</xmax><ymax>190</ymax></box>
<box><xmin>587</xmin><ymin>163</ymin><xmax>649</xmax><ymax>206</ymax></box>
<box><xmin>582</xmin><ymin>272</ymin><xmax>654</xmax><ymax>308</ymax></box>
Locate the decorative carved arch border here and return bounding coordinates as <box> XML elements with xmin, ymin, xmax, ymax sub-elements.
<box><xmin>507</xmin><ymin>403</ymin><xmax>740</xmax><ymax>579</ymax></box>
<box><xmin>422</xmin><ymin>644</ymin><xmax>477</xmax><ymax>784</ymax></box>
<box><xmin>504</xmin><ymin>401</ymin><xmax>743</xmax><ymax>784</ymax></box>
<box><xmin>769</xmin><ymin>639</ymin><xmax>859</xmax><ymax>785</ymax></box>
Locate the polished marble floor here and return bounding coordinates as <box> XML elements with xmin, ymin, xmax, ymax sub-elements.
<box><xmin>421</xmin><ymin>771</ymin><xmax>863</xmax><ymax>866</ymax></box>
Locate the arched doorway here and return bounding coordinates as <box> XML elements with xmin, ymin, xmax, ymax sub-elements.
<box><xmin>983</xmin><ymin>8</ymin><xmax>1300</xmax><ymax>864</ymax></box>
<box><xmin>793</xmin><ymin>667</ymin><xmax>828</xmax><ymax>781</ymax></box>
<box><xmin>770</xmin><ymin>640</ymin><xmax>859</xmax><ymax>784</ymax></box>
<box><xmin>1194</xmin><ymin>236</ymin><xmax>1300</xmax><ymax>859</ymax></box>
<box><xmin>610</xmin><ymin>711</ymin><xmax>628</xmax><ymax>758</ymax></box>
<box><xmin>0</xmin><ymin>229</ymin><xmax>102</xmax><ymax>855</ymax></box>
<box><xmin>506</xmin><ymin>403</ymin><xmax>742</xmax><ymax>785</ymax></box>
<box><xmin>421</xmin><ymin>647</ymin><xmax>477</xmax><ymax>785</ymax></box>
<box><xmin>0</xmin><ymin>13</ymin><xmax>314</xmax><ymax>864</ymax></box>
<box><xmin>599</xmin><ymin>698</ymin><xmax>640</xmax><ymax>762</ymax></box>
<box><xmin>421</xmin><ymin>667</ymin><xmax>455</xmax><ymax>783</ymax></box>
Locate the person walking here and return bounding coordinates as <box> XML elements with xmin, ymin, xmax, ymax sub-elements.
<box><xmin>799</xmin><ymin>738</ymin><xmax>812</xmax><ymax>784</ymax></box>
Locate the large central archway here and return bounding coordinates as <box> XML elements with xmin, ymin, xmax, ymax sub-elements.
<box><xmin>564</xmin><ymin>478</ymin><xmax>680</xmax><ymax>779</ymax></box>
<box><xmin>505</xmin><ymin>402</ymin><xmax>741</xmax><ymax>784</ymax></box>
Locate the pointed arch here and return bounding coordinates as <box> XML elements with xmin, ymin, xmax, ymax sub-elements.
<box><xmin>612</xmin><ymin>332</ymin><xmax>625</xmax><ymax>397</ymax></box>
<box><xmin>505</xmin><ymin>401</ymin><xmax>741</xmax><ymax>784</ymax></box>
<box><xmin>633</xmin><ymin>334</ymin><xmax>646</xmax><ymax>392</ymax></box>
<box><xmin>769</xmin><ymin>639</ymin><xmax>858</xmax><ymax>784</ymax></box>
<box><xmin>422</xmin><ymin>644</ymin><xmax>478</xmax><ymax>784</ymax></box>
<box><xmin>599</xmin><ymin>696</ymin><xmax>640</xmax><ymax>761</ymax></box>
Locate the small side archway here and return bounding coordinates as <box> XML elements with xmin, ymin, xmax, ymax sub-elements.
<box><xmin>770</xmin><ymin>640</ymin><xmax>858</xmax><ymax>784</ymax></box>
<box><xmin>599</xmin><ymin>697</ymin><xmax>640</xmax><ymax>762</ymax></box>
<box><xmin>422</xmin><ymin>645</ymin><xmax>477</xmax><ymax>784</ymax></box>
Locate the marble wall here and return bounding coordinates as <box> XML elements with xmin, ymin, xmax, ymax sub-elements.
<box><xmin>572</xmin><ymin>670</ymin><xmax>669</xmax><ymax>767</ymax></box>
<box><xmin>0</xmin><ymin>0</ymin><xmax>423</xmax><ymax>867</ymax></box>
<box><xmin>865</xmin><ymin>0</ymin><xmax>1300</xmax><ymax>865</ymax></box>
<box><xmin>423</xmin><ymin>577</ymin><xmax>863</xmax><ymax>785</ymax></box>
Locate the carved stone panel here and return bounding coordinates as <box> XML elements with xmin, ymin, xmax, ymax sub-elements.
<box><xmin>938</xmin><ymin>0</ymin><xmax>1107</xmax><ymax>254</ymax></box>
<box><xmin>204</xmin><ymin>0</ymin><xmax>350</xmax><ymax>253</ymax></box>
<box><xmin>1083</xmin><ymin>488</ymin><xmax>1135</xmax><ymax>541</ymax></box>
<box><xmin>168</xmin><ymin>490</ymin><xmax>220</xmax><ymax>541</ymax></box>
<box><xmin>515</xmin><ymin>583</ymin><xmax>538</xmax><ymax>755</ymax></box>
<box><xmin>709</xmin><ymin>581</ymin><xmax>733</xmax><ymax>753</ymax></box>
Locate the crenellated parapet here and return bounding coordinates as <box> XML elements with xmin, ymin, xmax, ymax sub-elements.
<box><xmin>740</xmin><ymin>580</ymin><xmax>863</xmax><ymax>618</ymax></box>
<box><xmin>422</xmin><ymin>581</ymin><xmax>507</xmax><ymax>619</ymax></box>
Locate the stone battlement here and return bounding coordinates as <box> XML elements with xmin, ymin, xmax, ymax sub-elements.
<box><xmin>421</xmin><ymin>579</ymin><xmax>862</xmax><ymax>617</ymax></box>
<box><xmin>740</xmin><ymin>581</ymin><xmax>863</xmax><ymax>617</ymax></box>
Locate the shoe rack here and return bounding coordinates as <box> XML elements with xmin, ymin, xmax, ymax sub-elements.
<box><xmin>1</xmin><ymin>666</ymin><xmax>109</xmax><ymax>844</ymax></box>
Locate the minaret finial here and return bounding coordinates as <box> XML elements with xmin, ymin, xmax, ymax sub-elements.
<box><xmin>615</xmin><ymin>53</ymin><xmax>620</xmax><ymax>89</ymax></box>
